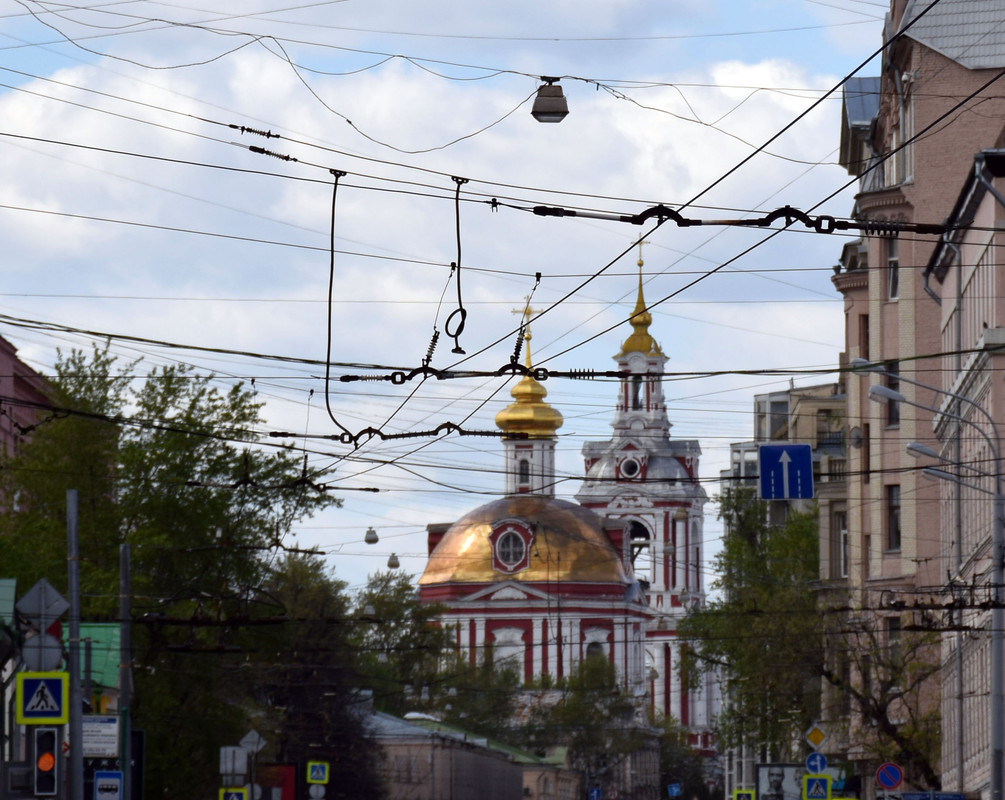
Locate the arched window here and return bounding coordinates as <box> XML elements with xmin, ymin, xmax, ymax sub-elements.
<box><xmin>631</xmin><ymin>375</ymin><xmax>643</xmax><ymax>410</ymax></box>
<box><xmin>518</xmin><ymin>458</ymin><xmax>530</xmax><ymax>484</ymax></box>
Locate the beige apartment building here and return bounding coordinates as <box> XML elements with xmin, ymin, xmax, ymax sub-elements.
<box><xmin>831</xmin><ymin>0</ymin><xmax>1005</xmax><ymax>795</ymax></box>
<box><xmin>921</xmin><ymin>148</ymin><xmax>1005</xmax><ymax>798</ymax></box>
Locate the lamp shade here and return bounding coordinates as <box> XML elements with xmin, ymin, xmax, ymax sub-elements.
<box><xmin>531</xmin><ymin>83</ymin><xmax>569</xmax><ymax>123</ymax></box>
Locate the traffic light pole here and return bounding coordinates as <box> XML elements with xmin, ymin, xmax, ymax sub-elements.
<box><xmin>67</xmin><ymin>489</ymin><xmax>84</xmax><ymax>800</ymax></box>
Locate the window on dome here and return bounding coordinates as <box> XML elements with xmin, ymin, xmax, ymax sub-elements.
<box><xmin>498</xmin><ymin>530</ymin><xmax>525</xmax><ymax>568</ymax></box>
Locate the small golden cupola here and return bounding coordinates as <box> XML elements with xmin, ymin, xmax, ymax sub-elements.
<box><xmin>495</xmin><ymin>313</ymin><xmax>563</xmax><ymax>439</ymax></box>
<box><xmin>495</xmin><ymin>306</ymin><xmax>563</xmax><ymax>496</ymax></box>
<box><xmin>618</xmin><ymin>252</ymin><xmax>664</xmax><ymax>358</ymax></box>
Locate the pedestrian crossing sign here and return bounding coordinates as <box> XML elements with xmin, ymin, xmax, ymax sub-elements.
<box><xmin>803</xmin><ymin>774</ymin><xmax>831</xmax><ymax>800</ymax></box>
<box><xmin>219</xmin><ymin>789</ymin><xmax>247</xmax><ymax>800</ymax></box>
<box><xmin>307</xmin><ymin>761</ymin><xmax>330</xmax><ymax>785</ymax></box>
<box><xmin>16</xmin><ymin>671</ymin><xmax>68</xmax><ymax>724</ymax></box>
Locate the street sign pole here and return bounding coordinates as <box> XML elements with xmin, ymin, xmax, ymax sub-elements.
<box><xmin>67</xmin><ymin>489</ymin><xmax>83</xmax><ymax>800</ymax></box>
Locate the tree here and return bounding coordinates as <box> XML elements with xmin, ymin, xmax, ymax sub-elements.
<box><xmin>349</xmin><ymin>571</ymin><xmax>457</xmax><ymax>716</ymax></box>
<box><xmin>245</xmin><ymin>554</ymin><xmax>386</xmax><ymax>800</ymax></box>
<box><xmin>528</xmin><ymin>654</ymin><xmax>656</xmax><ymax>796</ymax></box>
<box><xmin>0</xmin><ymin>344</ymin><xmax>341</xmax><ymax>798</ymax></box>
<box><xmin>679</xmin><ymin>489</ymin><xmax>940</xmax><ymax>787</ymax></box>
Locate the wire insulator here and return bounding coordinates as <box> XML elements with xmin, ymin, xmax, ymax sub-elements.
<box><xmin>568</xmin><ymin>369</ymin><xmax>597</xmax><ymax>380</ymax></box>
<box><xmin>423</xmin><ymin>330</ymin><xmax>440</xmax><ymax>367</ymax></box>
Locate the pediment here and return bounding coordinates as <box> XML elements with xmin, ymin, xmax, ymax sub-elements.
<box><xmin>461</xmin><ymin>580</ymin><xmax>552</xmax><ymax>603</ymax></box>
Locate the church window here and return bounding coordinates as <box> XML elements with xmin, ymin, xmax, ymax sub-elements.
<box><xmin>518</xmin><ymin>458</ymin><xmax>530</xmax><ymax>485</ymax></box>
<box><xmin>631</xmin><ymin>375</ymin><xmax>643</xmax><ymax>410</ymax></box>
<box><xmin>620</xmin><ymin>457</ymin><xmax>640</xmax><ymax>479</ymax></box>
<box><xmin>497</xmin><ymin>530</ymin><xmax>525</xmax><ymax>567</ymax></box>
<box><xmin>490</xmin><ymin>519</ymin><xmax>534</xmax><ymax>574</ymax></box>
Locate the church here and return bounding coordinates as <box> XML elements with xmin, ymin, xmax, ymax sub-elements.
<box><xmin>418</xmin><ymin>262</ymin><xmax>716</xmax><ymax>742</ymax></box>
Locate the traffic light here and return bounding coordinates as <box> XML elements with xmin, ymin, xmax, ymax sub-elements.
<box><xmin>33</xmin><ymin>726</ymin><xmax>59</xmax><ymax>796</ymax></box>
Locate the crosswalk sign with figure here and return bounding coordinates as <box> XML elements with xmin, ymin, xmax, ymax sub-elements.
<box><xmin>16</xmin><ymin>671</ymin><xmax>68</xmax><ymax>724</ymax></box>
<box><xmin>803</xmin><ymin>774</ymin><xmax>831</xmax><ymax>800</ymax></box>
<box><xmin>307</xmin><ymin>761</ymin><xmax>330</xmax><ymax>785</ymax></box>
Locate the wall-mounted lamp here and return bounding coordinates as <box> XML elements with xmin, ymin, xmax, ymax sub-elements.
<box><xmin>387</xmin><ymin>553</ymin><xmax>400</xmax><ymax>569</ymax></box>
<box><xmin>364</xmin><ymin>526</ymin><xmax>378</xmax><ymax>544</ymax></box>
<box><xmin>531</xmin><ymin>78</ymin><xmax>569</xmax><ymax>123</ymax></box>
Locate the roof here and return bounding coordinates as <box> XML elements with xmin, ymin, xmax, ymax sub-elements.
<box><xmin>843</xmin><ymin>77</ymin><xmax>881</xmax><ymax>128</ymax></box>
<box><xmin>418</xmin><ymin>495</ymin><xmax>628</xmax><ymax>586</ymax></box>
<box><xmin>902</xmin><ymin>0</ymin><xmax>1005</xmax><ymax>69</ymax></box>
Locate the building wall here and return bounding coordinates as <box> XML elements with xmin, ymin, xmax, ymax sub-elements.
<box><xmin>923</xmin><ymin>151</ymin><xmax>1005</xmax><ymax>796</ymax></box>
<box><xmin>0</xmin><ymin>335</ymin><xmax>49</xmax><ymax>458</ymax></box>
<box><xmin>831</xmin><ymin>2</ymin><xmax>1005</xmax><ymax>791</ymax></box>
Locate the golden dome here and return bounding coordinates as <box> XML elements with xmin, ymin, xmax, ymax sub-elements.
<box><xmin>495</xmin><ymin>317</ymin><xmax>563</xmax><ymax>438</ymax></box>
<box><xmin>418</xmin><ymin>495</ymin><xmax>628</xmax><ymax>586</ymax></box>
<box><xmin>618</xmin><ymin>256</ymin><xmax>664</xmax><ymax>358</ymax></box>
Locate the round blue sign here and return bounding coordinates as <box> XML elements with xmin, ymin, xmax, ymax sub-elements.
<box><xmin>876</xmin><ymin>762</ymin><xmax>903</xmax><ymax>790</ymax></box>
<box><xmin>805</xmin><ymin>752</ymin><xmax>828</xmax><ymax>774</ymax></box>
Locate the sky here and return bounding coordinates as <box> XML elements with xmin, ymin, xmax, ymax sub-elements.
<box><xmin>0</xmin><ymin>0</ymin><xmax>890</xmax><ymax>593</ymax></box>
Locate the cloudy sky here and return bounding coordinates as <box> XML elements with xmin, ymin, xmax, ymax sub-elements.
<box><xmin>0</xmin><ymin>0</ymin><xmax>888</xmax><ymax>591</ymax></box>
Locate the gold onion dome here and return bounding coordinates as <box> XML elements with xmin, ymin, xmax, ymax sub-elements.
<box><xmin>618</xmin><ymin>256</ymin><xmax>664</xmax><ymax>357</ymax></box>
<box><xmin>418</xmin><ymin>495</ymin><xmax>628</xmax><ymax>586</ymax></box>
<box><xmin>495</xmin><ymin>323</ymin><xmax>563</xmax><ymax>438</ymax></box>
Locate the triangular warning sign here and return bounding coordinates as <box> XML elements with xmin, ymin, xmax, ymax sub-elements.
<box><xmin>806</xmin><ymin>780</ymin><xmax>827</xmax><ymax>799</ymax></box>
<box><xmin>26</xmin><ymin>681</ymin><xmax>59</xmax><ymax>712</ymax></box>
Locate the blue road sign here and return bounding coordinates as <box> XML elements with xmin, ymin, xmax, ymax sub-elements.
<box><xmin>805</xmin><ymin>753</ymin><xmax>827</xmax><ymax>774</ymax></box>
<box><xmin>804</xmin><ymin>775</ymin><xmax>830</xmax><ymax>800</ymax></box>
<box><xmin>668</xmin><ymin>784</ymin><xmax>682</xmax><ymax>797</ymax></box>
<box><xmin>16</xmin><ymin>672</ymin><xmax>68</xmax><ymax>724</ymax></box>
<box><xmin>875</xmin><ymin>763</ymin><xmax>903</xmax><ymax>790</ymax></box>
<box><xmin>590</xmin><ymin>789</ymin><xmax>603</xmax><ymax>800</ymax></box>
<box><xmin>759</xmin><ymin>444</ymin><xmax>814</xmax><ymax>500</ymax></box>
<box><xmin>94</xmin><ymin>770</ymin><xmax>123</xmax><ymax>800</ymax></box>
<box><xmin>903</xmin><ymin>794</ymin><xmax>965</xmax><ymax>800</ymax></box>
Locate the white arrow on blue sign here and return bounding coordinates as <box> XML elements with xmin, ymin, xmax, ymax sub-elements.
<box><xmin>759</xmin><ymin>444</ymin><xmax>814</xmax><ymax>500</ymax></box>
<box><xmin>805</xmin><ymin>752</ymin><xmax>827</xmax><ymax>774</ymax></box>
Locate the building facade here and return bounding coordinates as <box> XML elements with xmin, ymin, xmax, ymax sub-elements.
<box><xmin>417</xmin><ymin>270</ymin><xmax>717</xmax><ymax>796</ymax></box>
<box><xmin>922</xmin><ymin>149</ymin><xmax>1005</xmax><ymax>798</ymax></box>
<box><xmin>830</xmin><ymin>0</ymin><xmax>1005</xmax><ymax>793</ymax></box>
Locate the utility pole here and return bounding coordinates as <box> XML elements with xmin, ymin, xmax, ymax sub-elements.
<box><xmin>67</xmin><ymin>489</ymin><xmax>83</xmax><ymax>800</ymax></box>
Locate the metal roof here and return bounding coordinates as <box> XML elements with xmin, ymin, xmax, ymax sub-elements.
<box><xmin>902</xmin><ymin>0</ymin><xmax>1005</xmax><ymax>69</ymax></box>
<box><xmin>843</xmin><ymin>77</ymin><xmax>881</xmax><ymax>128</ymax></box>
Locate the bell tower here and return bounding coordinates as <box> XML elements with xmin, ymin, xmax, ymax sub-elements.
<box><xmin>494</xmin><ymin>304</ymin><xmax>563</xmax><ymax>496</ymax></box>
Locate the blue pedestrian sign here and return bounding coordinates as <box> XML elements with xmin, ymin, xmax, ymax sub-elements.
<box><xmin>307</xmin><ymin>761</ymin><xmax>330</xmax><ymax>785</ymax></box>
<box><xmin>759</xmin><ymin>444</ymin><xmax>814</xmax><ymax>500</ymax></box>
<box><xmin>590</xmin><ymin>789</ymin><xmax>603</xmax><ymax>800</ymax></box>
<box><xmin>16</xmin><ymin>671</ymin><xmax>68</xmax><ymax>724</ymax></box>
<box><xmin>219</xmin><ymin>790</ymin><xmax>246</xmax><ymax>800</ymax></box>
<box><xmin>805</xmin><ymin>752</ymin><xmax>827</xmax><ymax>774</ymax></box>
<box><xmin>803</xmin><ymin>774</ymin><xmax>830</xmax><ymax>800</ymax></box>
<box><xmin>668</xmin><ymin>784</ymin><xmax>682</xmax><ymax>797</ymax></box>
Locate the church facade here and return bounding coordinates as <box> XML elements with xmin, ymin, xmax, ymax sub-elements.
<box><xmin>418</xmin><ymin>269</ymin><xmax>715</xmax><ymax>743</ymax></box>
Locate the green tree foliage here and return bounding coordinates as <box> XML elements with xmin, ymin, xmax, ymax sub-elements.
<box><xmin>0</xmin><ymin>345</ymin><xmax>342</xmax><ymax>798</ymax></box>
<box><xmin>679</xmin><ymin>489</ymin><xmax>822</xmax><ymax>758</ymax></box>
<box><xmin>349</xmin><ymin>571</ymin><xmax>457</xmax><ymax>716</ymax></box>
<box><xmin>528</xmin><ymin>654</ymin><xmax>655</xmax><ymax>793</ymax></box>
<box><xmin>658</xmin><ymin>717</ymin><xmax>719</xmax><ymax>800</ymax></box>
<box><xmin>244</xmin><ymin>554</ymin><xmax>386</xmax><ymax>800</ymax></box>
<box><xmin>680</xmin><ymin>489</ymin><xmax>940</xmax><ymax>788</ymax></box>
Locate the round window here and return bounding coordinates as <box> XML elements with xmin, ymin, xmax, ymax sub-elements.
<box><xmin>497</xmin><ymin>530</ymin><xmax>526</xmax><ymax>568</ymax></box>
<box><xmin>621</xmin><ymin>457</ymin><xmax>640</xmax><ymax>478</ymax></box>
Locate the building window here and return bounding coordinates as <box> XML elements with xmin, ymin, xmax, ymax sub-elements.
<box><xmin>518</xmin><ymin>458</ymin><xmax>530</xmax><ymax>485</ymax></box>
<box><xmin>631</xmin><ymin>375</ymin><xmax>643</xmax><ymax>410</ymax></box>
<box><xmin>886</xmin><ymin>362</ymin><xmax>900</xmax><ymax>426</ymax></box>
<box><xmin>859</xmin><ymin>313</ymin><xmax>870</xmax><ymax>360</ymax></box>
<box><xmin>887</xmin><ymin>484</ymin><xmax>901</xmax><ymax>551</ymax></box>
<box><xmin>497</xmin><ymin>530</ymin><xmax>525</xmax><ymax>568</ymax></box>
<box><xmin>830</xmin><ymin>509</ymin><xmax>848</xmax><ymax>579</ymax></box>
<box><xmin>886</xmin><ymin>238</ymin><xmax>899</xmax><ymax>300</ymax></box>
